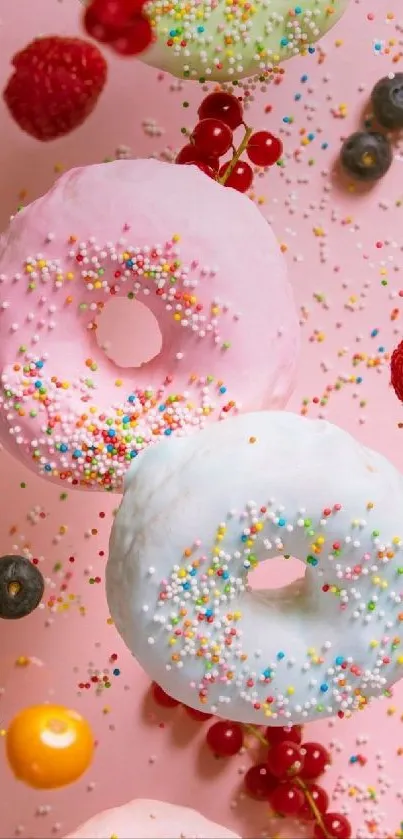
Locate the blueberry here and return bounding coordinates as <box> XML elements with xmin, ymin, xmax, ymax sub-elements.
<box><xmin>340</xmin><ymin>131</ymin><xmax>392</xmax><ymax>182</ymax></box>
<box><xmin>371</xmin><ymin>73</ymin><xmax>403</xmax><ymax>130</ymax></box>
<box><xmin>0</xmin><ymin>555</ymin><xmax>44</xmax><ymax>619</ymax></box>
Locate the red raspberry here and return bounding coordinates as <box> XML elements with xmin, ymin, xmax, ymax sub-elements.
<box><xmin>391</xmin><ymin>339</ymin><xmax>403</xmax><ymax>402</ymax></box>
<box><xmin>3</xmin><ymin>36</ymin><xmax>108</xmax><ymax>141</ymax></box>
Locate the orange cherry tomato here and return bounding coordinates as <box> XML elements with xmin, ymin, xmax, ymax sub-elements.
<box><xmin>5</xmin><ymin>704</ymin><xmax>94</xmax><ymax>789</ymax></box>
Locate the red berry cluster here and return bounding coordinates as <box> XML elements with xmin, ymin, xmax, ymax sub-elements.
<box><xmin>176</xmin><ymin>91</ymin><xmax>283</xmax><ymax>194</ymax></box>
<box><xmin>151</xmin><ymin>683</ymin><xmax>352</xmax><ymax>839</ymax></box>
<box><xmin>83</xmin><ymin>0</ymin><xmax>153</xmax><ymax>56</ymax></box>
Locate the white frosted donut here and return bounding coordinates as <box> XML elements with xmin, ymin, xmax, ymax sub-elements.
<box><xmin>141</xmin><ymin>0</ymin><xmax>349</xmax><ymax>81</ymax></box>
<box><xmin>107</xmin><ymin>410</ymin><xmax>403</xmax><ymax>725</ymax></box>
<box><xmin>66</xmin><ymin>798</ymin><xmax>240</xmax><ymax>838</ymax></box>
<box><xmin>0</xmin><ymin>159</ymin><xmax>298</xmax><ymax>491</ymax></box>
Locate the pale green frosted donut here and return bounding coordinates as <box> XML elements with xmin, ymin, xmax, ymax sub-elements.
<box><xmin>141</xmin><ymin>0</ymin><xmax>349</xmax><ymax>81</ymax></box>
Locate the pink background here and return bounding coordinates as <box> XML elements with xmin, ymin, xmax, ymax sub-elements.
<box><xmin>1</xmin><ymin>1</ymin><xmax>403</xmax><ymax>837</ymax></box>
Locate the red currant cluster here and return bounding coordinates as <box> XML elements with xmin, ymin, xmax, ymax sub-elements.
<box><xmin>83</xmin><ymin>0</ymin><xmax>153</xmax><ymax>56</ymax></box>
<box><xmin>151</xmin><ymin>682</ymin><xmax>352</xmax><ymax>839</ymax></box>
<box><xmin>176</xmin><ymin>91</ymin><xmax>283</xmax><ymax>194</ymax></box>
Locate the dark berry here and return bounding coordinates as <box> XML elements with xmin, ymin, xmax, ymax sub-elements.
<box><xmin>206</xmin><ymin>720</ymin><xmax>243</xmax><ymax>756</ymax></box>
<box><xmin>371</xmin><ymin>73</ymin><xmax>403</xmax><ymax>130</ymax></box>
<box><xmin>265</xmin><ymin>724</ymin><xmax>302</xmax><ymax>746</ymax></box>
<box><xmin>244</xmin><ymin>763</ymin><xmax>277</xmax><ymax>799</ymax></box>
<box><xmin>298</xmin><ymin>783</ymin><xmax>329</xmax><ymax>820</ymax></box>
<box><xmin>269</xmin><ymin>780</ymin><xmax>305</xmax><ymax>816</ymax></box>
<box><xmin>340</xmin><ymin>131</ymin><xmax>392</xmax><ymax>182</ymax></box>
<box><xmin>314</xmin><ymin>813</ymin><xmax>352</xmax><ymax>839</ymax></box>
<box><xmin>191</xmin><ymin>118</ymin><xmax>233</xmax><ymax>158</ymax></box>
<box><xmin>266</xmin><ymin>740</ymin><xmax>305</xmax><ymax>779</ymax></box>
<box><xmin>300</xmin><ymin>742</ymin><xmax>331</xmax><ymax>780</ymax></box>
<box><xmin>197</xmin><ymin>92</ymin><xmax>243</xmax><ymax>130</ymax></box>
<box><xmin>219</xmin><ymin>160</ymin><xmax>253</xmax><ymax>193</ymax></box>
<box><xmin>0</xmin><ymin>555</ymin><xmax>44</xmax><ymax>619</ymax></box>
<box><xmin>151</xmin><ymin>682</ymin><xmax>180</xmax><ymax>707</ymax></box>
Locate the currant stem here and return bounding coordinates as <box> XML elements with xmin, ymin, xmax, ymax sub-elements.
<box><xmin>243</xmin><ymin>725</ymin><xmax>333</xmax><ymax>839</ymax></box>
<box><xmin>218</xmin><ymin>125</ymin><xmax>253</xmax><ymax>185</ymax></box>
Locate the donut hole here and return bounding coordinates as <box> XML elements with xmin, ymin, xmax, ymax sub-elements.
<box><xmin>95</xmin><ymin>296</ymin><xmax>163</xmax><ymax>369</ymax></box>
<box><xmin>249</xmin><ymin>555</ymin><xmax>306</xmax><ymax>591</ymax></box>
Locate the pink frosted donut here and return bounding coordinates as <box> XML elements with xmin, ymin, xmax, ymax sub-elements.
<box><xmin>0</xmin><ymin>159</ymin><xmax>298</xmax><ymax>491</ymax></box>
<box><xmin>66</xmin><ymin>798</ymin><xmax>240</xmax><ymax>838</ymax></box>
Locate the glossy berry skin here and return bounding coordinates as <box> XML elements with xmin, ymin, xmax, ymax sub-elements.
<box><xmin>152</xmin><ymin>682</ymin><xmax>180</xmax><ymax>708</ymax></box>
<box><xmin>269</xmin><ymin>781</ymin><xmax>305</xmax><ymax>816</ymax></box>
<box><xmin>247</xmin><ymin>131</ymin><xmax>283</xmax><ymax>167</ymax></box>
<box><xmin>265</xmin><ymin>724</ymin><xmax>302</xmax><ymax>747</ymax></box>
<box><xmin>219</xmin><ymin>160</ymin><xmax>253</xmax><ymax>193</ymax></box>
<box><xmin>300</xmin><ymin>742</ymin><xmax>330</xmax><ymax>780</ymax></box>
<box><xmin>371</xmin><ymin>73</ymin><xmax>403</xmax><ymax>129</ymax></box>
<box><xmin>110</xmin><ymin>17</ymin><xmax>153</xmax><ymax>55</ymax></box>
<box><xmin>266</xmin><ymin>740</ymin><xmax>305</xmax><ymax>779</ymax></box>
<box><xmin>390</xmin><ymin>339</ymin><xmax>403</xmax><ymax>402</ymax></box>
<box><xmin>88</xmin><ymin>0</ymin><xmax>146</xmax><ymax>28</ymax></box>
<box><xmin>192</xmin><ymin>118</ymin><xmax>233</xmax><ymax>158</ymax></box>
<box><xmin>184</xmin><ymin>706</ymin><xmax>213</xmax><ymax>721</ymax></box>
<box><xmin>340</xmin><ymin>131</ymin><xmax>392</xmax><ymax>182</ymax></box>
<box><xmin>314</xmin><ymin>813</ymin><xmax>352</xmax><ymax>839</ymax></box>
<box><xmin>244</xmin><ymin>763</ymin><xmax>277</xmax><ymax>799</ymax></box>
<box><xmin>298</xmin><ymin>783</ymin><xmax>329</xmax><ymax>820</ymax></box>
<box><xmin>206</xmin><ymin>720</ymin><xmax>243</xmax><ymax>756</ymax></box>
<box><xmin>198</xmin><ymin>92</ymin><xmax>243</xmax><ymax>130</ymax></box>
<box><xmin>176</xmin><ymin>143</ymin><xmax>219</xmax><ymax>171</ymax></box>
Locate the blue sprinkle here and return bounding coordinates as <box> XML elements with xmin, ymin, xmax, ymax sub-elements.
<box><xmin>182</xmin><ymin>582</ymin><xmax>191</xmax><ymax>590</ymax></box>
<box><xmin>164</xmin><ymin>428</ymin><xmax>172</xmax><ymax>436</ymax></box>
<box><xmin>278</xmin><ymin>517</ymin><xmax>286</xmax><ymax>527</ymax></box>
<box><xmin>130</xmin><ymin>450</ymin><xmax>138</xmax><ymax>458</ymax></box>
<box><xmin>371</xmin><ymin>328</ymin><xmax>379</xmax><ymax>338</ymax></box>
<box><xmin>356</xmin><ymin>376</ymin><xmax>363</xmax><ymax>384</ymax></box>
<box><xmin>277</xmin><ymin>651</ymin><xmax>285</xmax><ymax>660</ymax></box>
<box><xmin>308</xmin><ymin>46</ymin><xmax>315</xmax><ymax>54</ymax></box>
<box><xmin>34</xmin><ymin>380</ymin><xmax>42</xmax><ymax>389</ymax></box>
<box><xmin>301</xmin><ymin>74</ymin><xmax>308</xmax><ymax>82</ymax></box>
<box><xmin>113</xmin><ymin>668</ymin><xmax>120</xmax><ymax>676</ymax></box>
<box><xmin>128</xmin><ymin>394</ymin><xmax>136</xmax><ymax>403</ymax></box>
<box><xmin>35</xmin><ymin>360</ymin><xmax>44</xmax><ymax>368</ymax></box>
<box><xmin>241</xmin><ymin>534</ymin><xmax>248</xmax><ymax>542</ymax></box>
<box><xmin>307</xmin><ymin>132</ymin><xmax>315</xmax><ymax>141</ymax></box>
<box><xmin>263</xmin><ymin>668</ymin><xmax>273</xmax><ymax>678</ymax></box>
<box><xmin>205</xmin><ymin>609</ymin><xmax>213</xmax><ymax>617</ymax></box>
<box><xmin>197</xmin><ymin>25</ymin><xmax>204</xmax><ymax>32</ymax></box>
<box><xmin>294</xmin><ymin>5</ymin><xmax>302</xmax><ymax>12</ymax></box>
<box><xmin>107</xmin><ymin>444</ymin><xmax>114</xmax><ymax>452</ymax></box>
<box><xmin>73</xmin><ymin>450</ymin><xmax>82</xmax><ymax>459</ymax></box>
<box><xmin>190</xmin><ymin>568</ymin><xmax>197</xmax><ymax>576</ymax></box>
<box><xmin>219</xmin><ymin>386</ymin><xmax>227</xmax><ymax>394</ymax></box>
<box><xmin>44</xmin><ymin>464</ymin><xmax>52</xmax><ymax>472</ymax></box>
<box><xmin>280</xmin><ymin>37</ymin><xmax>288</xmax><ymax>46</ymax></box>
<box><xmin>60</xmin><ymin>443</ymin><xmax>68</xmax><ymax>453</ymax></box>
<box><xmin>159</xmin><ymin>404</ymin><xmax>166</xmax><ymax>411</ymax></box>
<box><xmin>320</xmin><ymin>683</ymin><xmax>329</xmax><ymax>693</ymax></box>
<box><xmin>222</xmin><ymin>571</ymin><xmax>229</xmax><ymax>579</ymax></box>
<box><xmin>321</xmin><ymin>142</ymin><xmax>328</xmax><ymax>150</ymax></box>
<box><xmin>108</xmin><ymin>429</ymin><xmax>116</xmax><ymax>437</ymax></box>
<box><xmin>294</xmin><ymin>93</ymin><xmax>302</xmax><ymax>101</ymax></box>
<box><xmin>335</xmin><ymin>656</ymin><xmax>344</xmax><ymax>666</ymax></box>
<box><xmin>122</xmin><ymin>416</ymin><xmax>130</xmax><ymax>423</ymax></box>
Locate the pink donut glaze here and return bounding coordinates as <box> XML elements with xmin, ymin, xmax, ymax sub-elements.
<box><xmin>0</xmin><ymin>159</ymin><xmax>299</xmax><ymax>491</ymax></box>
<box><xmin>66</xmin><ymin>798</ymin><xmax>241</xmax><ymax>838</ymax></box>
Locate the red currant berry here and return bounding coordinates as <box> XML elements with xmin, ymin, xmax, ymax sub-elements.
<box><xmin>84</xmin><ymin>6</ymin><xmax>122</xmax><ymax>42</ymax></box>
<box><xmin>152</xmin><ymin>682</ymin><xmax>180</xmax><ymax>708</ymax></box>
<box><xmin>176</xmin><ymin>144</ymin><xmax>219</xmax><ymax>170</ymax></box>
<box><xmin>266</xmin><ymin>740</ymin><xmax>305</xmax><ymax>780</ymax></box>
<box><xmin>186</xmin><ymin>161</ymin><xmax>216</xmax><ymax>179</ymax></box>
<box><xmin>206</xmin><ymin>720</ymin><xmax>243</xmax><ymax>757</ymax></box>
<box><xmin>244</xmin><ymin>763</ymin><xmax>277</xmax><ymax>800</ymax></box>
<box><xmin>89</xmin><ymin>0</ymin><xmax>146</xmax><ymax>28</ymax></box>
<box><xmin>265</xmin><ymin>725</ymin><xmax>302</xmax><ymax>747</ymax></box>
<box><xmin>198</xmin><ymin>92</ymin><xmax>243</xmax><ymax>130</ymax></box>
<box><xmin>269</xmin><ymin>781</ymin><xmax>305</xmax><ymax>816</ymax></box>
<box><xmin>219</xmin><ymin>160</ymin><xmax>253</xmax><ymax>193</ymax></box>
<box><xmin>314</xmin><ymin>813</ymin><xmax>352</xmax><ymax>839</ymax></box>
<box><xmin>247</xmin><ymin>131</ymin><xmax>283</xmax><ymax>167</ymax></box>
<box><xmin>191</xmin><ymin>119</ymin><xmax>233</xmax><ymax>158</ymax></box>
<box><xmin>300</xmin><ymin>742</ymin><xmax>330</xmax><ymax>780</ymax></box>
<box><xmin>298</xmin><ymin>783</ymin><xmax>329</xmax><ymax>821</ymax></box>
<box><xmin>184</xmin><ymin>705</ymin><xmax>213</xmax><ymax>721</ymax></box>
<box><xmin>110</xmin><ymin>16</ymin><xmax>153</xmax><ymax>55</ymax></box>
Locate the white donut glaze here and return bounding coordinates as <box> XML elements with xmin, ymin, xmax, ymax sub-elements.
<box><xmin>66</xmin><ymin>798</ymin><xmax>240</xmax><ymax>838</ymax></box>
<box><xmin>107</xmin><ymin>411</ymin><xmax>403</xmax><ymax>725</ymax></box>
<box><xmin>141</xmin><ymin>0</ymin><xmax>349</xmax><ymax>81</ymax></box>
